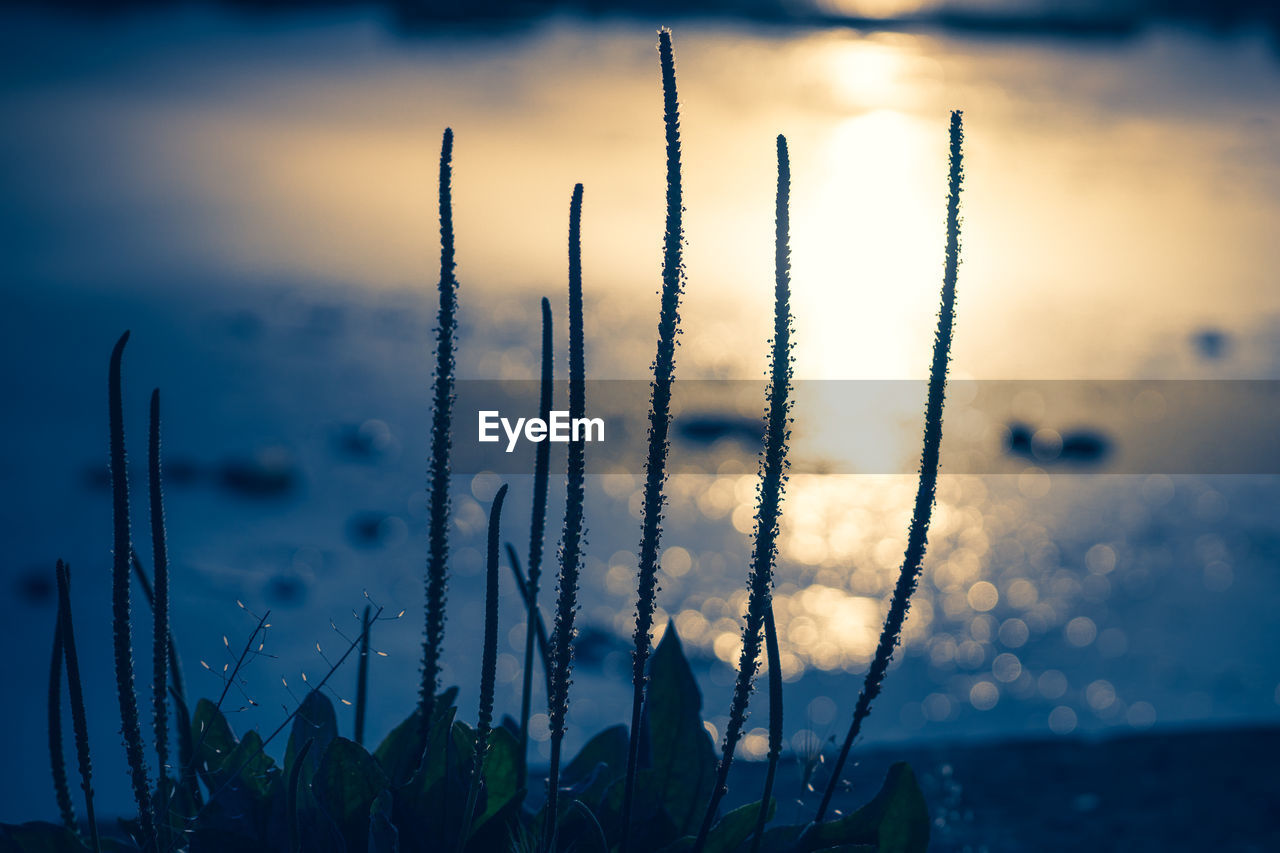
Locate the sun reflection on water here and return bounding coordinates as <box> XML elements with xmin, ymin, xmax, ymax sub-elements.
<box><xmin>582</xmin><ymin>464</ymin><xmax>1202</xmax><ymax>723</ymax></box>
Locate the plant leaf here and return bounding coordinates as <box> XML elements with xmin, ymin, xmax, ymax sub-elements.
<box><xmin>656</xmin><ymin>798</ymin><xmax>775</xmax><ymax>853</ymax></box>
<box><xmin>313</xmin><ymin>738</ymin><xmax>389</xmax><ymax>853</ymax></box>
<box><xmin>374</xmin><ymin>687</ymin><xmax>458</xmax><ymax>786</ymax></box>
<box><xmin>644</xmin><ymin>625</ymin><xmax>716</xmax><ymax>836</ymax></box>
<box><xmin>282</xmin><ymin>692</ymin><xmax>341</xmax><ymax>853</ymax></box>
<box><xmin>0</xmin><ymin>821</ymin><xmax>88</xmax><ymax>852</ymax></box>
<box><xmin>757</xmin><ymin>762</ymin><xmax>929</xmax><ymax>853</ymax></box>
<box><xmin>191</xmin><ymin>698</ymin><xmax>239</xmax><ymax>790</ymax></box>
<box><xmin>387</xmin><ymin>705</ymin><xmax>460</xmax><ymax>845</ymax></box>
<box><xmin>190</xmin><ymin>700</ymin><xmax>277</xmax><ymax>807</ymax></box>
<box><xmin>368</xmin><ymin>791</ymin><xmax>398</xmax><ymax>853</ymax></box>
<box><xmin>473</xmin><ymin>725</ymin><xmax>522</xmax><ymax>832</ymax></box>
<box><xmin>284</xmin><ymin>691</ymin><xmax>337</xmax><ymax>789</ymax></box>
<box><xmin>563</xmin><ymin>724</ymin><xmax>628</xmax><ymax>792</ymax></box>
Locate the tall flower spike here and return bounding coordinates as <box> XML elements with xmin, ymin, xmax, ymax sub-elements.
<box><xmin>815</xmin><ymin>109</ymin><xmax>964</xmax><ymax>823</ymax></box>
<box><xmin>48</xmin><ymin>600</ymin><xmax>76</xmax><ymax>834</ymax></box>
<box><xmin>621</xmin><ymin>28</ymin><xmax>685</xmax><ymax>851</ymax></box>
<box><xmin>518</xmin><ymin>296</ymin><xmax>554</xmax><ymax>789</ymax></box>
<box><xmin>750</xmin><ymin>605</ymin><xmax>783</xmax><ymax>853</ymax></box>
<box><xmin>458</xmin><ymin>483</ymin><xmax>508</xmax><ymax>853</ymax></box>
<box><xmin>543</xmin><ymin>183</ymin><xmax>587</xmax><ymax>853</ymax></box>
<box><xmin>695</xmin><ymin>134</ymin><xmax>794</xmax><ymax>852</ymax></box>
<box><xmin>131</xmin><ymin>551</ymin><xmax>198</xmax><ymax>808</ymax></box>
<box><xmin>148</xmin><ymin>389</ymin><xmax>171</xmax><ymax>840</ymax></box>
<box><xmin>108</xmin><ymin>332</ymin><xmax>156</xmax><ymax>850</ymax></box>
<box><xmin>421</xmin><ymin>127</ymin><xmax>459</xmax><ymax>743</ymax></box>
<box><xmin>57</xmin><ymin>561</ymin><xmax>102</xmax><ymax>853</ymax></box>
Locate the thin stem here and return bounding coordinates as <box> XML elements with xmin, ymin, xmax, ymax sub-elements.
<box><xmin>507</xmin><ymin>543</ymin><xmax>553</xmax><ymax>704</ymax></box>
<box><xmin>131</xmin><ymin>551</ymin><xmax>197</xmax><ymax>807</ymax></box>
<box><xmin>178</xmin><ymin>610</ymin><xmax>270</xmax><ymax>801</ymax></box>
<box><xmin>519</xmin><ymin>296</ymin><xmax>554</xmax><ymax>791</ymax></box>
<box><xmin>108</xmin><ymin>331</ymin><xmax>156</xmax><ymax>850</ymax></box>
<box><xmin>750</xmin><ymin>606</ymin><xmax>782</xmax><ymax>853</ymax></box>
<box><xmin>422</xmin><ymin>126</ymin><xmax>459</xmax><ymax>743</ymax></box>
<box><xmin>458</xmin><ymin>483</ymin><xmax>508</xmax><ymax>853</ymax></box>
<box><xmin>57</xmin><ymin>561</ymin><xmax>101</xmax><ymax>853</ymax></box>
<box><xmin>148</xmin><ymin>389</ymin><xmax>171</xmax><ymax>844</ymax></box>
<box><xmin>131</xmin><ymin>552</ymin><xmax>188</xmax><ymax>711</ymax></box>
<box><xmin>621</xmin><ymin>28</ymin><xmax>685</xmax><ymax>853</ymax></box>
<box><xmin>695</xmin><ymin>134</ymin><xmax>794</xmax><ymax>852</ymax></box>
<box><xmin>355</xmin><ymin>605</ymin><xmax>371</xmax><ymax>746</ymax></box>
<box><xmin>205</xmin><ymin>607</ymin><xmax>383</xmax><ymax>805</ymax></box>
<box><xmin>48</xmin><ymin>596</ymin><xmax>77</xmax><ymax>834</ymax></box>
<box><xmin>543</xmin><ymin>183</ymin><xmax>587</xmax><ymax>853</ymax></box>
<box><xmin>814</xmin><ymin>109</ymin><xmax>964</xmax><ymax>823</ymax></box>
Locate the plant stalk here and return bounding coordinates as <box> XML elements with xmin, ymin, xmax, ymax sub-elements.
<box><xmin>56</xmin><ymin>561</ymin><xmax>101</xmax><ymax>853</ymax></box>
<box><xmin>148</xmin><ymin>389</ymin><xmax>171</xmax><ymax>845</ymax></box>
<box><xmin>750</xmin><ymin>605</ymin><xmax>783</xmax><ymax>853</ymax></box>
<box><xmin>108</xmin><ymin>331</ymin><xmax>157</xmax><ymax>850</ymax></box>
<box><xmin>621</xmin><ymin>29</ymin><xmax>685</xmax><ymax>852</ymax></box>
<box><xmin>814</xmin><ymin>109</ymin><xmax>965</xmax><ymax>823</ymax></box>
<box><xmin>48</xmin><ymin>596</ymin><xmax>76</xmax><ymax>834</ymax></box>
<box><xmin>543</xmin><ymin>183</ymin><xmax>587</xmax><ymax>853</ymax></box>
<box><xmin>422</xmin><ymin>126</ymin><xmax>459</xmax><ymax>744</ymax></box>
<box><xmin>695</xmin><ymin>134</ymin><xmax>794</xmax><ymax>852</ymax></box>
<box><xmin>355</xmin><ymin>604</ymin><xmax>371</xmax><ymax>746</ymax></box>
<box><xmin>519</xmin><ymin>296</ymin><xmax>554</xmax><ymax>789</ymax></box>
<box><xmin>458</xmin><ymin>483</ymin><xmax>508</xmax><ymax>853</ymax></box>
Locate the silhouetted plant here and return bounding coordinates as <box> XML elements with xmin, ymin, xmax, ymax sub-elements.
<box><xmin>694</xmin><ymin>133</ymin><xmax>795</xmax><ymax>853</ymax></box>
<box><xmin>422</xmin><ymin>126</ymin><xmax>459</xmax><ymax>742</ymax></box>
<box><xmin>814</xmin><ymin>109</ymin><xmax>965</xmax><ymax>824</ymax></box>
<box><xmin>355</xmin><ymin>604</ymin><xmax>371</xmax><ymax>746</ymax></box>
<box><xmin>621</xmin><ymin>28</ymin><xmax>686</xmax><ymax>852</ymax></box>
<box><xmin>519</xmin><ymin>296</ymin><xmax>554</xmax><ymax>788</ymax></box>
<box><xmin>131</xmin><ymin>551</ymin><xmax>198</xmax><ymax>808</ymax></box>
<box><xmin>459</xmin><ymin>483</ymin><xmax>508</xmax><ymax>853</ymax></box>
<box><xmin>285</xmin><ymin>738</ymin><xmax>312</xmax><ymax>853</ymax></box>
<box><xmin>506</xmin><ymin>542</ymin><xmax>552</xmax><ymax>699</ymax></box>
<box><xmin>544</xmin><ymin>182</ymin><xmax>587</xmax><ymax>853</ymax></box>
<box><xmin>751</xmin><ymin>604</ymin><xmax>783</xmax><ymax>853</ymax></box>
<box><xmin>47</xmin><ymin>596</ymin><xmax>76</xmax><ymax>835</ymax></box>
<box><xmin>108</xmin><ymin>331</ymin><xmax>157</xmax><ymax>851</ymax></box>
<box><xmin>177</xmin><ymin>605</ymin><xmax>270</xmax><ymax>807</ymax></box>
<box><xmin>147</xmin><ymin>389</ymin><xmax>171</xmax><ymax>846</ymax></box>
<box><xmin>55</xmin><ymin>560</ymin><xmax>101</xmax><ymax>853</ymax></box>
<box><xmin>201</xmin><ymin>604</ymin><xmax>384</xmax><ymax>807</ymax></box>
<box><xmin>9</xmin><ymin>33</ymin><xmax>960</xmax><ymax>853</ymax></box>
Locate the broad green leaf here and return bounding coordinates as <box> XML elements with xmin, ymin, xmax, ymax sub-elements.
<box><xmin>387</xmin><ymin>706</ymin><xmax>461</xmax><ymax>845</ymax></box>
<box><xmin>284</xmin><ymin>691</ymin><xmax>337</xmax><ymax>789</ymax></box>
<box><xmin>563</xmin><ymin>724</ymin><xmax>628</xmax><ymax>790</ymax></box>
<box><xmin>313</xmin><ymin>737</ymin><xmax>390</xmax><ymax>853</ymax></box>
<box><xmin>191</xmin><ymin>699</ymin><xmax>239</xmax><ymax>790</ymax></box>
<box><xmin>0</xmin><ymin>821</ymin><xmax>87</xmax><ymax>852</ymax></box>
<box><xmin>656</xmin><ymin>798</ymin><xmax>775</xmax><ymax>853</ymax></box>
<box><xmin>600</xmin><ymin>771</ymin><xmax>677</xmax><ymax>851</ymax></box>
<box><xmin>757</xmin><ymin>762</ymin><xmax>929</xmax><ymax>853</ymax></box>
<box><xmin>373</xmin><ymin>709</ymin><xmax>422</xmax><ymax>787</ymax></box>
<box><xmin>473</xmin><ymin>725</ymin><xmax>522</xmax><ymax>831</ymax></box>
<box><xmin>189</xmin><ymin>700</ymin><xmax>277</xmax><ymax>802</ymax></box>
<box><xmin>284</xmin><ymin>693</ymin><xmax>342</xmax><ymax>853</ymax></box>
<box><xmin>368</xmin><ymin>791</ymin><xmax>399</xmax><ymax>853</ymax></box>
<box><xmin>644</xmin><ymin>623</ymin><xmax>717</xmax><ymax>836</ymax></box>
<box><xmin>373</xmin><ymin>686</ymin><xmax>459</xmax><ymax>786</ymax></box>
<box><xmin>812</xmin><ymin>762</ymin><xmax>928</xmax><ymax>853</ymax></box>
